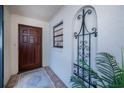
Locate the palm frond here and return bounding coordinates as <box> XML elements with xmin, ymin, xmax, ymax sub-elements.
<box><xmin>96</xmin><ymin>52</ymin><xmax>122</xmax><ymax>87</ymax></box>
<box><xmin>71</xmin><ymin>75</ymin><xmax>86</xmax><ymax>88</ymax></box>
<box><xmin>71</xmin><ymin>59</ymin><xmax>106</xmax><ymax>88</ymax></box>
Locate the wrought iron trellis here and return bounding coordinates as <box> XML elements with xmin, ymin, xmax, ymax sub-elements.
<box><xmin>73</xmin><ymin>6</ymin><xmax>97</xmax><ymax>88</ymax></box>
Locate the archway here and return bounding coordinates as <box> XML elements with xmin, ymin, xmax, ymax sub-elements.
<box><xmin>72</xmin><ymin>6</ymin><xmax>98</xmax><ymax>88</ymax></box>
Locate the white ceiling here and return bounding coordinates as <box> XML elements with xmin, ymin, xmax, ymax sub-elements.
<box><xmin>8</xmin><ymin>5</ymin><xmax>64</xmax><ymax>22</ymax></box>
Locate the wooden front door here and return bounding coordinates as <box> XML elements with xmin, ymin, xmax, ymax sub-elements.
<box><xmin>19</xmin><ymin>24</ymin><xmax>42</xmax><ymax>72</ymax></box>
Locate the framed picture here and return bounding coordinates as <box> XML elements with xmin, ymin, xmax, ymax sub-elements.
<box><xmin>53</xmin><ymin>21</ymin><xmax>63</xmax><ymax>48</ymax></box>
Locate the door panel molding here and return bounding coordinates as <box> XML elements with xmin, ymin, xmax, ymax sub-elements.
<box><xmin>18</xmin><ymin>24</ymin><xmax>42</xmax><ymax>73</ymax></box>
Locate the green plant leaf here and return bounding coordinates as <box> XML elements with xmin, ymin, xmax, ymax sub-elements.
<box><xmin>96</xmin><ymin>52</ymin><xmax>122</xmax><ymax>87</ymax></box>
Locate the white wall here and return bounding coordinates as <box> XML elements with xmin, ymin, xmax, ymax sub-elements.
<box><xmin>48</xmin><ymin>6</ymin><xmax>82</xmax><ymax>87</ymax></box>
<box><xmin>4</xmin><ymin>6</ymin><xmax>11</xmax><ymax>86</ymax></box>
<box><xmin>48</xmin><ymin>5</ymin><xmax>124</xmax><ymax>87</ymax></box>
<box><xmin>10</xmin><ymin>14</ymin><xmax>49</xmax><ymax>75</ymax></box>
<box><xmin>95</xmin><ymin>5</ymin><xmax>124</xmax><ymax>67</ymax></box>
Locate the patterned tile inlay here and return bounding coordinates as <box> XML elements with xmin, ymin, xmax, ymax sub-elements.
<box><xmin>45</xmin><ymin>67</ymin><xmax>67</xmax><ymax>88</ymax></box>
<box><xmin>6</xmin><ymin>74</ymin><xmax>19</xmax><ymax>88</ymax></box>
<box><xmin>15</xmin><ymin>68</ymin><xmax>54</xmax><ymax>88</ymax></box>
<box><xmin>6</xmin><ymin>67</ymin><xmax>67</xmax><ymax>88</ymax></box>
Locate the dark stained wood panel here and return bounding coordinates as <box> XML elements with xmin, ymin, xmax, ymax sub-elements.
<box><xmin>19</xmin><ymin>24</ymin><xmax>42</xmax><ymax>72</ymax></box>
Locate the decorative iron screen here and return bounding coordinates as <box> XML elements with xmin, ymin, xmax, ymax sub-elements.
<box><xmin>73</xmin><ymin>6</ymin><xmax>98</xmax><ymax>88</ymax></box>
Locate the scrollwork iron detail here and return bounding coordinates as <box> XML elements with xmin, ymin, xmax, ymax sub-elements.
<box><xmin>73</xmin><ymin>6</ymin><xmax>97</xmax><ymax>88</ymax></box>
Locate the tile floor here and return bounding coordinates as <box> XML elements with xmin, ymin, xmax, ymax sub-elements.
<box><xmin>6</xmin><ymin>66</ymin><xmax>67</xmax><ymax>88</ymax></box>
